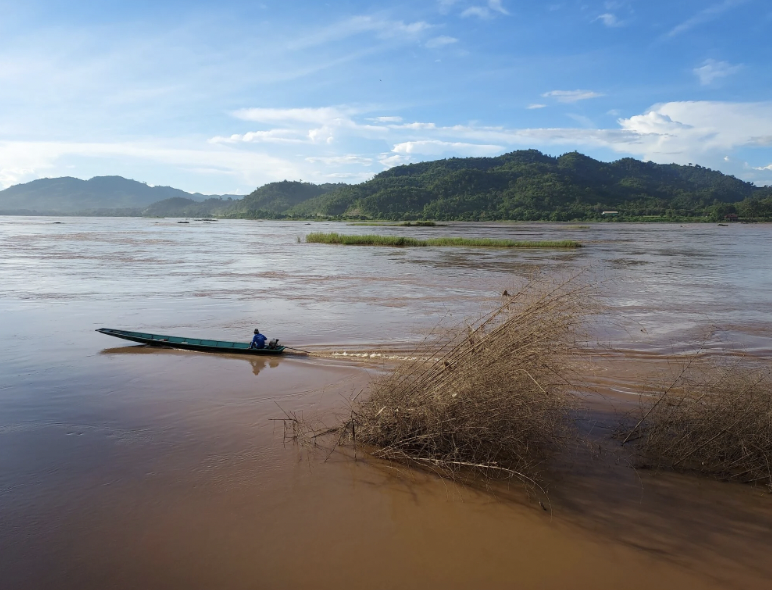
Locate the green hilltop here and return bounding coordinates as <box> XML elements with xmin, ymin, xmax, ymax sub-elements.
<box><xmin>3</xmin><ymin>151</ymin><xmax>771</xmax><ymax>220</ymax></box>
<box><xmin>279</xmin><ymin>150</ymin><xmax>771</xmax><ymax>221</ymax></box>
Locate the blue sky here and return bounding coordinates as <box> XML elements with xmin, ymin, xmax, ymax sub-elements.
<box><xmin>1</xmin><ymin>0</ymin><xmax>771</xmax><ymax>194</ymax></box>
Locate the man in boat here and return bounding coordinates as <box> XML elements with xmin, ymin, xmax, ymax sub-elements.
<box><xmin>250</xmin><ymin>329</ymin><xmax>267</xmax><ymax>349</ymax></box>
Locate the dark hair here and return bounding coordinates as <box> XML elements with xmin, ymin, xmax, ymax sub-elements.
<box><xmin>254</xmin><ymin>328</ymin><xmax>260</xmax><ymax>334</ymax></box>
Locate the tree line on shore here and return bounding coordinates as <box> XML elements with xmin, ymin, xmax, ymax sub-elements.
<box><xmin>4</xmin><ymin>150</ymin><xmax>771</xmax><ymax>220</ymax></box>
<box><xmin>169</xmin><ymin>150</ymin><xmax>771</xmax><ymax>222</ymax></box>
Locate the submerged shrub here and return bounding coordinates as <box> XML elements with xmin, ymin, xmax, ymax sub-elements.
<box><xmin>623</xmin><ymin>362</ymin><xmax>772</xmax><ymax>489</ymax></box>
<box><xmin>346</xmin><ymin>275</ymin><xmax>591</xmax><ymax>486</ymax></box>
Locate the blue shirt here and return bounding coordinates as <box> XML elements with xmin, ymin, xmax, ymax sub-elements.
<box><xmin>250</xmin><ymin>333</ymin><xmax>267</xmax><ymax>349</ymax></box>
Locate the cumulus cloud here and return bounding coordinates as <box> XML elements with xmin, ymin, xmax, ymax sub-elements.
<box><xmin>6</xmin><ymin>101</ymin><xmax>772</xmax><ymax>192</ymax></box>
<box><xmin>542</xmin><ymin>89</ymin><xmax>604</xmax><ymax>103</ymax></box>
<box><xmin>426</xmin><ymin>35</ymin><xmax>458</xmax><ymax>48</ymax></box>
<box><xmin>616</xmin><ymin>101</ymin><xmax>772</xmax><ymax>161</ymax></box>
<box><xmin>693</xmin><ymin>59</ymin><xmax>742</xmax><ymax>85</ymax></box>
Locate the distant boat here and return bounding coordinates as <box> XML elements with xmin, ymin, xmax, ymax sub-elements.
<box><xmin>96</xmin><ymin>328</ymin><xmax>285</xmax><ymax>355</ymax></box>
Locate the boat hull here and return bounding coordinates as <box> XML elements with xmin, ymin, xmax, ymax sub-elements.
<box><xmin>96</xmin><ymin>328</ymin><xmax>286</xmax><ymax>355</ymax></box>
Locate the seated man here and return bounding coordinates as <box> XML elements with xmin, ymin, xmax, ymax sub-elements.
<box><xmin>250</xmin><ymin>328</ymin><xmax>267</xmax><ymax>349</ymax></box>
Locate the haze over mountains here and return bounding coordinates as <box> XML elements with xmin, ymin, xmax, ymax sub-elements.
<box><xmin>2</xmin><ymin>151</ymin><xmax>771</xmax><ymax>221</ymax></box>
<box><xmin>0</xmin><ymin>176</ymin><xmax>240</xmax><ymax>215</ymax></box>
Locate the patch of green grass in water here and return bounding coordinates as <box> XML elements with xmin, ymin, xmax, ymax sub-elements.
<box><xmin>305</xmin><ymin>233</ymin><xmax>581</xmax><ymax>248</ymax></box>
<box><xmin>306</xmin><ymin>232</ymin><xmax>426</xmax><ymax>246</ymax></box>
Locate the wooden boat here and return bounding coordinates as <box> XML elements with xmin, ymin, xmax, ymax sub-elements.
<box><xmin>96</xmin><ymin>328</ymin><xmax>285</xmax><ymax>355</ymax></box>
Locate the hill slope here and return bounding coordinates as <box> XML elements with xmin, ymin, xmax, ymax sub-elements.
<box><xmin>221</xmin><ymin>181</ymin><xmax>346</xmax><ymax>217</ymax></box>
<box><xmin>287</xmin><ymin>150</ymin><xmax>770</xmax><ymax>221</ymax></box>
<box><xmin>0</xmin><ymin>176</ymin><xmax>235</xmax><ymax>214</ymax></box>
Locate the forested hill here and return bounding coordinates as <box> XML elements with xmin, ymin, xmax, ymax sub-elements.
<box><xmin>3</xmin><ymin>152</ymin><xmax>770</xmax><ymax>220</ymax></box>
<box><xmin>224</xmin><ymin>180</ymin><xmax>345</xmax><ymax>217</ymax></box>
<box><xmin>286</xmin><ymin>150</ymin><xmax>772</xmax><ymax>221</ymax></box>
<box><xmin>143</xmin><ymin>180</ymin><xmax>345</xmax><ymax>218</ymax></box>
<box><xmin>0</xmin><ymin>176</ymin><xmax>237</xmax><ymax>214</ymax></box>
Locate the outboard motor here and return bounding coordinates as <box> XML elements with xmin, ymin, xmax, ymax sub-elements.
<box><xmin>268</xmin><ymin>338</ymin><xmax>279</xmax><ymax>349</ymax></box>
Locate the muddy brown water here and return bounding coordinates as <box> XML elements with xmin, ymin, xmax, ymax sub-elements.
<box><xmin>1</xmin><ymin>217</ymin><xmax>772</xmax><ymax>589</ymax></box>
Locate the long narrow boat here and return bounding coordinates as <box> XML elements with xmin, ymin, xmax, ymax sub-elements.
<box><xmin>96</xmin><ymin>328</ymin><xmax>286</xmax><ymax>355</ymax></box>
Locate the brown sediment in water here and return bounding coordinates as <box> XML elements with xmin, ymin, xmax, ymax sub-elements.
<box><xmin>3</xmin><ymin>219</ymin><xmax>772</xmax><ymax>589</ymax></box>
<box><xmin>4</xmin><ymin>342</ymin><xmax>772</xmax><ymax>590</ymax></box>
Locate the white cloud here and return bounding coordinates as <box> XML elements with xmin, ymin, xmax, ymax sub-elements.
<box><xmin>542</xmin><ymin>89</ymin><xmax>604</xmax><ymax>103</ymax></box>
<box><xmin>378</xmin><ymin>153</ymin><xmax>412</xmax><ymax>168</ymax></box>
<box><xmin>368</xmin><ymin>116</ymin><xmax>403</xmax><ymax>123</ymax></box>
<box><xmin>488</xmin><ymin>0</ymin><xmax>510</xmax><ymax>15</ymax></box>
<box><xmin>0</xmin><ymin>140</ymin><xmax>305</xmax><ymax>191</ymax></box>
<box><xmin>693</xmin><ymin>59</ymin><xmax>742</xmax><ymax>85</ymax></box>
<box><xmin>6</xmin><ymin>101</ymin><xmax>772</xmax><ymax>192</ymax></box>
<box><xmin>392</xmin><ymin>140</ymin><xmax>504</xmax><ymax>156</ymax></box>
<box><xmin>232</xmin><ymin>106</ymin><xmax>356</xmax><ymax>125</ymax></box>
<box><xmin>426</xmin><ymin>35</ymin><xmax>459</xmax><ymax>48</ymax></box>
<box><xmin>752</xmin><ymin>163</ymin><xmax>772</xmax><ymax>171</ymax></box>
<box><xmin>668</xmin><ymin>0</ymin><xmax>748</xmax><ymax>38</ymax></box>
<box><xmin>461</xmin><ymin>6</ymin><xmax>492</xmax><ymax>19</ymax></box>
<box><xmin>595</xmin><ymin>13</ymin><xmax>621</xmax><ymax>27</ymax></box>
<box><xmin>209</xmin><ymin>129</ymin><xmax>308</xmax><ymax>144</ymax></box>
<box><xmin>286</xmin><ymin>16</ymin><xmax>434</xmax><ymax>50</ymax></box>
<box><xmin>527</xmin><ymin>104</ymin><xmax>547</xmax><ymax>109</ymax></box>
<box><xmin>306</xmin><ymin>155</ymin><xmax>373</xmax><ymax>165</ymax></box>
<box><xmin>616</xmin><ymin>102</ymin><xmax>772</xmax><ymax>161</ymax></box>
<box><xmin>391</xmin><ymin>122</ymin><xmax>438</xmax><ymax>130</ymax></box>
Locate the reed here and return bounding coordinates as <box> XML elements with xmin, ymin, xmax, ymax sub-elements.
<box><xmin>623</xmin><ymin>360</ymin><xmax>772</xmax><ymax>490</ymax></box>
<box><xmin>305</xmin><ymin>232</ymin><xmax>581</xmax><ymax>249</ymax></box>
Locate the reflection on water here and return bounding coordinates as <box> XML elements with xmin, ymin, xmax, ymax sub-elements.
<box><xmin>100</xmin><ymin>345</ymin><xmax>283</xmax><ymax>377</ymax></box>
<box><xmin>1</xmin><ymin>217</ymin><xmax>772</xmax><ymax>589</ymax></box>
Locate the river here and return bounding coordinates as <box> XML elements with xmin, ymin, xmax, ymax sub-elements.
<box><xmin>1</xmin><ymin>216</ymin><xmax>771</xmax><ymax>589</ymax></box>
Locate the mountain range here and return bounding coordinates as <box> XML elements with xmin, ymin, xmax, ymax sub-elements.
<box><xmin>0</xmin><ymin>176</ymin><xmax>239</xmax><ymax>215</ymax></box>
<box><xmin>2</xmin><ymin>151</ymin><xmax>771</xmax><ymax>220</ymax></box>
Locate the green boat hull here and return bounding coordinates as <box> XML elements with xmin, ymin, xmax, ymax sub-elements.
<box><xmin>96</xmin><ymin>328</ymin><xmax>286</xmax><ymax>355</ymax></box>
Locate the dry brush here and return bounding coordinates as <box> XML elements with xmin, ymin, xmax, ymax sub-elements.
<box><xmin>623</xmin><ymin>360</ymin><xmax>772</xmax><ymax>490</ymax></box>
<box><xmin>339</xmin><ymin>275</ymin><xmax>592</xmax><ymax>488</ymax></box>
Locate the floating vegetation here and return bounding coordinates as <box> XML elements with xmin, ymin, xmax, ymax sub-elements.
<box><xmin>305</xmin><ymin>232</ymin><xmax>581</xmax><ymax>249</ymax></box>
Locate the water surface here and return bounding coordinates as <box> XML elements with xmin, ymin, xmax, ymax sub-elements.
<box><xmin>1</xmin><ymin>217</ymin><xmax>771</xmax><ymax>589</ymax></box>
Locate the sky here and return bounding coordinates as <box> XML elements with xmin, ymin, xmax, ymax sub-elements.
<box><xmin>1</xmin><ymin>0</ymin><xmax>771</xmax><ymax>194</ymax></box>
